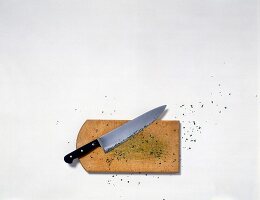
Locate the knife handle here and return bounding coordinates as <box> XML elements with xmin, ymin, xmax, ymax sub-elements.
<box><xmin>64</xmin><ymin>139</ymin><xmax>100</xmax><ymax>164</ymax></box>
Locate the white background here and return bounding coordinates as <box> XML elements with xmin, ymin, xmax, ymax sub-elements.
<box><xmin>0</xmin><ymin>0</ymin><xmax>259</xmax><ymax>199</ymax></box>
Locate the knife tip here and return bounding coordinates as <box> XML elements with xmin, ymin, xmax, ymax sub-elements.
<box><xmin>157</xmin><ymin>105</ymin><xmax>167</xmax><ymax>112</ymax></box>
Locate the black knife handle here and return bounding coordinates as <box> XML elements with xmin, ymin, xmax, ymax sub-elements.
<box><xmin>64</xmin><ymin>139</ymin><xmax>100</xmax><ymax>164</ymax></box>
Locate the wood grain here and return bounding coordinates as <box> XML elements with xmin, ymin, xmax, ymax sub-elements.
<box><xmin>76</xmin><ymin>120</ymin><xmax>180</xmax><ymax>173</ymax></box>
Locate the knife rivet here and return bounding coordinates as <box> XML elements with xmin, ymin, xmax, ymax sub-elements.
<box><xmin>92</xmin><ymin>143</ymin><xmax>95</xmax><ymax>146</ymax></box>
<box><xmin>69</xmin><ymin>155</ymin><xmax>72</xmax><ymax>158</ymax></box>
<box><xmin>81</xmin><ymin>149</ymin><xmax>83</xmax><ymax>152</ymax></box>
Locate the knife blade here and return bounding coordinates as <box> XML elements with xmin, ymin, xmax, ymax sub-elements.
<box><xmin>64</xmin><ymin>105</ymin><xmax>166</xmax><ymax>164</ymax></box>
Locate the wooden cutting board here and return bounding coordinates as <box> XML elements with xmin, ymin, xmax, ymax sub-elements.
<box><xmin>76</xmin><ymin>120</ymin><xmax>180</xmax><ymax>173</ymax></box>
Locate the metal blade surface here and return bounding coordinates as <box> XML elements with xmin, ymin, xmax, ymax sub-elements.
<box><xmin>97</xmin><ymin>105</ymin><xmax>166</xmax><ymax>153</ymax></box>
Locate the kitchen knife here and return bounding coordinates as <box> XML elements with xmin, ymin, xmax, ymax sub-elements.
<box><xmin>64</xmin><ymin>105</ymin><xmax>166</xmax><ymax>164</ymax></box>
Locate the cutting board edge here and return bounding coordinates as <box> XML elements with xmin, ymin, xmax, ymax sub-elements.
<box><xmin>76</xmin><ymin>119</ymin><xmax>180</xmax><ymax>142</ymax></box>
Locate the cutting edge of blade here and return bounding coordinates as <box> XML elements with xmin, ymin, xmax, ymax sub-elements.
<box><xmin>97</xmin><ymin>105</ymin><xmax>167</xmax><ymax>153</ymax></box>
<box><xmin>98</xmin><ymin>119</ymin><xmax>154</xmax><ymax>153</ymax></box>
